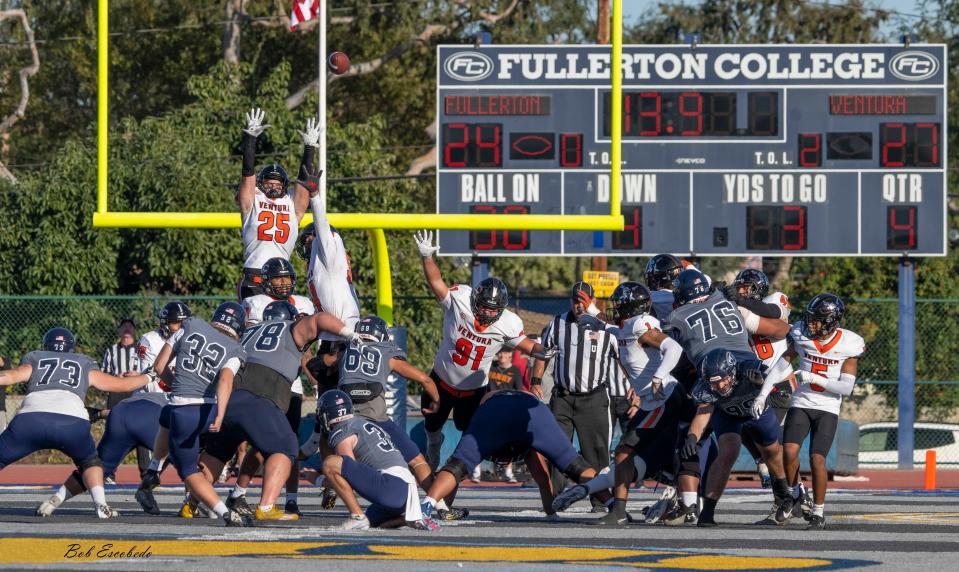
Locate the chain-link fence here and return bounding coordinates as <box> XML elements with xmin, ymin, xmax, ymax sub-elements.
<box><xmin>2</xmin><ymin>295</ymin><xmax>958</xmax><ymax>467</ymax></box>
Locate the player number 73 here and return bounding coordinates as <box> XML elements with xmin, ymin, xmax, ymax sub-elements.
<box><xmin>257</xmin><ymin>211</ymin><xmax>291</xmax><ymax>243</ymax></box>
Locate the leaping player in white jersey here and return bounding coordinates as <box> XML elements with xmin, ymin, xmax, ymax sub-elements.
<box><xmin>413</xmin><ymin>230</ymin><xmax>556</xmax><ymax>470</ymax></box>
<box><xmin>764</xmin><ymin>293</ymin><xmax>864</xmax><ymax>530</ymax></box>
<box><xmin>726</xmin><ymin>269</ymin><xmax>796</xmax><ymax>489</ymax></box>
<box><xmin>236</xmin><ymin>108</ymin><xmax>315</xmax><ymax>299</ymax></box>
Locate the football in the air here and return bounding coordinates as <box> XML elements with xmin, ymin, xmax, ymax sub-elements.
<box><xmin>328</xmin><ymin>51</ymin><xmax>350</xmax><ymax>75</ymax></box>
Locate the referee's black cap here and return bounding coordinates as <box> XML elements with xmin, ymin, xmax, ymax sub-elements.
<box><xmin>570</xmin><ymin>281</ymin><xmax>594</xmax><ymax>300</ymax></box>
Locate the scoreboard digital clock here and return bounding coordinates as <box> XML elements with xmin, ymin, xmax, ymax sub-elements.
<box><xmin>435</xmin><ymin>44</ymin><xmax>947</xmax><ymax>257</ymax></box>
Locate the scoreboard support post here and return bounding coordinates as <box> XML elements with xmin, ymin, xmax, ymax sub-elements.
<box><xmin>897</xmin><ymin>257</ymin><xmax>916</xmax><ymax>470</ymax></box>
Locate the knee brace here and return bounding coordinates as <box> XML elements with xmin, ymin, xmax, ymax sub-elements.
<box><xmin>440</xmin><ymin>457</ymin><xmax>470</xmax><ymax>482</ymax></box>
<box><xmin>562</xmin><ymin>455</ymin><xmax>592</xmax><ymax>481</ymax></box>
<box><xmin>77</xmin><ymin>456</ymin><xmax>103</xmax><ymax>472</ymax></box>
<box><xmin>679</xmin><ymin>453</ymin><xmax>701</xmax><ymax>479</ymax></box>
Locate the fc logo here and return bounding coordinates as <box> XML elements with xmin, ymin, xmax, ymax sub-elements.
<box><xmin>889</xmin><ymin>51</ymin><xmax>939</xmax><ymax>81</ymax></box>
<box><xmin>445</xmin><ymin>52</ymin><xmax>494</xmax><ymax>81</ymax></box>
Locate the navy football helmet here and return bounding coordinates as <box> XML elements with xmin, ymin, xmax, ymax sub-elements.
<box><xmin>43</xmin><ymin>327</ymin><xmax>76</xmax><ymax>353</ymax></box>
<box><xmin>256</xmin><ymin>164</ymin><xmax>290</xmax><ymax>199</ymax></box>
<box><xmin>672</xmin><ymin>269</ymin><xmax>711</xmax><ymax>306</ymax></box>
<box><xmin>211</xmin><ymin>301</ymin><xmax>246</xmax><ymax>339</ymax></box>
<box><xmin>700</xmin><ymin>349</ymin><xmax>739</xmax><ymax>397</ymax></box>
<box><xmin>263</xmin><ymin>300</ymin><xmax>298</xmax><ymax>322</ymax></box>
<box><xmin>159</xmin><ymin>300</ymin><xmax>191</xmax><ymax>339</ymax></box>
<box><xmin>607</xmin><ymin>281</ymin><xmax>652</xmax><ymax>324</ymax></box>
<box><xmin>472</xmin><ymin>278</ymin><xmax>509</xmax><ymax>326</ymax></box>
<box><xmin>261</xmin><ymin>257</ymin><xmax>296</xmax><ymax>298</ymax></box>
<box><xmin>356</xmin><ymin>316</ymin><xmax>389</xmax><ymax>343</ymax></box>
<box><xmin>733</xmin><ymin>269</ymin><xmax>770</xmax><ymax>301</ymax></box>
<box><xmin>295</xmin><ymin>226</ymin><xmax>315</xmax><ymax>261</ymax></box>
<box><xmin>645</xmin><ymin>254</ymin><xmax>683</xmax><ymax>291</ymax></box>
<box><xmin>317</xmin><ymin>389</ymin><xmax>354</xmax><ymax>432</ymax></box>
<box><xmin>803</xmin><ymin>293</ymin><xmax>845</xmax><ymax>340</ymax></box>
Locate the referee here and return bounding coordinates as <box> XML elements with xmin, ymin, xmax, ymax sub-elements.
<box><xmin>532</xmin><ymin>281</ymin><xmax>618</xmax><ymax>511</ymax></box>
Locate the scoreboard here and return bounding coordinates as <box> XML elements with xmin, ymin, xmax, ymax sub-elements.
<box><xmin>435</xmin><ymin>44</ymin><xmax>947</xmax><ymax>256</ymax></box>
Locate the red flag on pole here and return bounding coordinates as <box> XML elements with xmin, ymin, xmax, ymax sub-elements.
<box><xmin>290</xmin><ymin>0</ymin><xmax>319</xmax><ymax>30</ymax></box>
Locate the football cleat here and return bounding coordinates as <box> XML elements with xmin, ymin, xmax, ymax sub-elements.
<box><xmin>337</xmin><ymin>514</ymin><xmax>370</xmax><ymax>530</ymax></box>
<box><xmin>226</xmin><ymin>494</ymin><xmax>255</xmax><ymax>518</ymax></box>
<box><xmin>35</xmin><ymin>495</ymin><xmax>62</xmax><ymax>517</ymax></box>
<box><xmin>104</xmin><ymin>475</ymin><xmax>116</xmax><ymax>485</ymax></box>
<box><xmin>223</xmin><ymin>509</ymin><xmax>252</xmax><ymax>527</ymax></box>
<box><xmin>594</xmin><ymin>510</ymin><xmax>630</xmax><ymax>526</ymax></box>
<box><xmin>551</xmin><ymin>484</ymin><xmax>589</xmax><ymax>513</ymax></box>
<box><xmin>436</xmin><ymin>506</ymin><xmax>469</xmax><ymax>521</ymax></box>
<box><xmin>663</xmin><ymin>502</ymin><xmax>699</xmax><ymax>526</ymax></box>
<box><xmin>642</xmin><ymin>486</ymin><xmax>677</xmax><ymax>524</ymax></box>
<box><xmin>178</xmin><ymin>501</ymin><xmax>195</xmax><ymax>518</ymax></box>
<box><xmin>410</xmin><ymin>517</ymin><xmax>439</xmax><ymax>531</ymax></box>
<box><xmin>590</xmin><ymin>504</ymin><xmax>608</xmax><ymax>513</ymax></box>
<box><xmin>135</xmin><ymin>487</ymin><xmax>161</xmax><ymax>515</ymax></box>
<box><xmin>284</xmin><ymin>499</ymin><xmax>302</xmax><ymax>516</ymax></box>
<box><xmin>255</xmin><ymin>505</ymin><xmax>299</xmax><ymax>521</ymax></box>
<box><xmin>757</xmin><ymin>498</ymin><xmax>795</xmax><ymax>526</ymax></box>
<box><xmin>806</xmin><ymin>514</ymin><xmax>826</xmax><ymax>530</ymax></box>
<box><xmin>321</xmin><ymin>487</ymin><xmax>338</xmax><ymax>510</ymax></box>
<box><xmin>96</xmin><ymin>504</ymin><xmax>120</xmax><ymax>519</ymax></box>
<box><xmin>800</xmin><ymin>486</ymin><xmax>814</xmax><ymax>521</ymax></box>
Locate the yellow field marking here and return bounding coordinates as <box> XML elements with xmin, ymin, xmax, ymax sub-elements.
<box><xmin>0</xmin><ymin>538</ymin><xmax>835</xmax><ymax>569</ymax></box>
<box><xmin>834</xmin><ymin>512</ymin><xmax>959</xmax><ymax>524</ymax></box>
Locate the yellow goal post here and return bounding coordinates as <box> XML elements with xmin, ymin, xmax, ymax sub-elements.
<box><xmin>92</xmin><ymin>0</ymin><xmax>625</xmax><ymax>324</ymax></box>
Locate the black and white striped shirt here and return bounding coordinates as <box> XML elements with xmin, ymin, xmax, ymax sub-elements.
<box><xmin>607</xmin><ymin>356</ymin><xmax>630</xmax><ymax>398</ymax></box>
<box><xmin>541</xmin><ymin>312</ymin><xmax>618</xmax><ymax>394</ymax></box>
<box><xmin>101</xmin><ymin>343</ymin><xmax>138</xmax><ymax>377</ymax></box>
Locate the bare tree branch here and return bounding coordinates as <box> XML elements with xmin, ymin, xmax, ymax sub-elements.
<box><xmin>406</xmin><ymin>118</ymin><xmax>437</xmax><ymax>175</ymax></box>
<box><xmin>0</xmin><ymin>9</ymin><xmax>40</xmax><ymax>183</ymax></box>
<box><xmin>222</xmin><ymin>0</ymin><xmax>247</xmax><ymax>64</ymax></box>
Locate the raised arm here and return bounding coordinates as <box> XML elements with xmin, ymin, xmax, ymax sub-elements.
<box><xmin>238</xmin><ymin>108</ymin><xmax>269</xmax><ymax>214</ymax></box>
<box><xmin>390</xmin><ymin>358</ymin><xmax>440</xmax><ymax>403</ymax></box>
<box><xmin>293</xmin><ymin>117</ymin><xmax>322</xmax><ymax>221</ymax></box>
<box><xmin>413</xmin><ymin>230</ymin><xmax>448</xmax><ymax>302</ymax></box>
<box><xmin>0</xmin><ymin>364</ymin><xmax>32</xmax><ymax>386</ymax></box>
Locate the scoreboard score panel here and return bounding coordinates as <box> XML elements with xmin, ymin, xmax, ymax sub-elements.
<box><xmin>434</xmin><ymin>44</ymin><xmax>947</xmax><ymax>257</ymax></box>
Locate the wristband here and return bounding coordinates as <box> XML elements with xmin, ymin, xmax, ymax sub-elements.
<box><xmin>531</xmin><ymin>376</ymin><xmax>542</xmax><ymax>386</ymax></box>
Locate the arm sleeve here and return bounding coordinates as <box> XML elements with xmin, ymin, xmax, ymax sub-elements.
<box><xmin>652</xmin><ymin>337</ymin><xmax>683</xmax><ymax>380</ymax></box>
<box><xmin>242</xmin><ymin>133</ymin><xmax>257</xmax><ymax>177</ymax></box>
<box><xmin>829</xmin><ymin>372</ymin><xmax>856</xmax><ymax>396</ymax></box>
<box><xmin>740</xmin><ymin>307</ymin><xmax>761</xmax><ymax>334</ymax></box>
<box><xmin>222</xmin><ymin>357</ymin><xmax>243</xmax><ymax>375</ymax></box>
<box><xmin>737</xmin><ymin>297</ymin><xmax>783</xmax><ymax>319</ymax></box>
<box><xmin>297</xmin><ymin>144</ymin><xmax>314</xmax><ymax>182</ymax></box>
<box><xmin>310</xmin><ymin>193</ymin><xmax>338</xmax><ymax>267</ymax></box>
<box><xmin>764</xmin><ymin>356</ymin><xmax>793</xmax><ymax>385</ymax></box>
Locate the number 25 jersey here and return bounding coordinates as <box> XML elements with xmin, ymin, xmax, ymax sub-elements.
<box><xmin>433</xmin><ymin>285</ymin><xmax>526</xmax><ymax>390</ymax></box>
<box><xmin>240</xmin><ymin>190</ymin><xmax>297</xmax><ymax>269</ymax></box>
<box><xmin>789</xmin><ymin>322</ymin><xmax>865</xmax><ymax>415</ymax></box>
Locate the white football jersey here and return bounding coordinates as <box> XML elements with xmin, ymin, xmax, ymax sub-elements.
<box><xmin>650</xmin><ymin>289</ymin><xmax>675</xmax><ymax>322</ymax></box>
<box><xmin>742</xmin><ymin>291</ymin><xmax>792</xmax><ymax>368</ymax></box>
<box><xmin>603</xmin><ymin>313</ymin><xmax>676</xmax><ymax>411</ymax></box>
<box><xmin>789</xmin><ymin>323</ymin><xmax>865</xmax><ymax>415</ymax></box>
<box><xmin>243</xmin><ymin>294</ymin><xmax>316</xmax><ymax>325</ymax></box>
<box><xmin>136</xmin><ymin>330</ymin><xmax>173</xmax><ymax>394</ymax></box>
<box><xmin>240</xmin><ymin>189</ymin><xmax>298</xmax><ymax>269</ymax></box>
<box><xmin>433</xmin><ymin>285</ymin><xmax>526</xmax><ymax>390</ymax></box>
<box><xmin>307</xmin><ymin>194</ymin><xmax>360</xmax><ymax>341</ymax></box>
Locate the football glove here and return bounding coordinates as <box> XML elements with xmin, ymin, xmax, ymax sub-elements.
<box><xmin>414</xmin><ymin>230</ymin><xmax>439</xmax><ymax>258</ymax></box>
<box><xmin>750</xmin><ymin>396</ymin><xmax>766</xmax><ymax>419</ymax></box>
<box><xmin>300</xmin><ymin>117</ymin><xmax>322</xmax><ymax>148</ymax></box>
<box><xmin>680</xmin><ymin>433</ymin><xmax>699</xmax><ymax>460</ymax></box>
<box><xmin>243</xmin><ymin>108</ymin><xmax>269</xmax><ymax>137</ymax></box>
<box><xmin>744</xmin><ymin>367</ymin><xmax>765</xmax><ymax>386</ymax></box>
<box><xmin>296</xmin><ymin>164</ymin><xmax>323</xmax><ymax>196</ymax></box>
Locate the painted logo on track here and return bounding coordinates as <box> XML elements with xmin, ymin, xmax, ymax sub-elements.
<box><xmin>0</xmin><ymin>537</ymin><xmax>877</xmax><ymax>570</ymax></box>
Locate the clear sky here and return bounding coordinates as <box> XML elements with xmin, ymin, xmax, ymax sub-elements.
<box><xmin>622</xmin><ymin>0</ymin><xmax>930</xmax><ymax>33</ymax></box>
